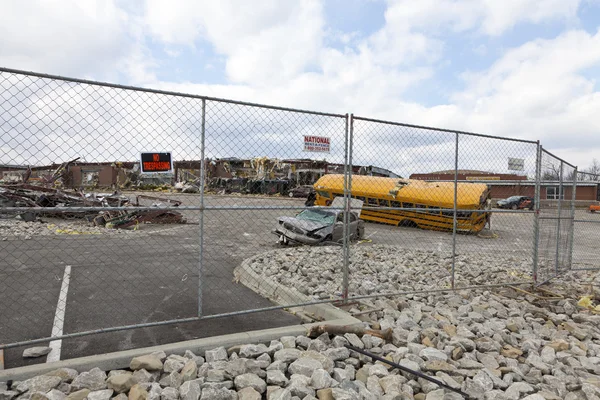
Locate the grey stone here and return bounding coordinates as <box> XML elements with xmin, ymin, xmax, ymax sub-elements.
<box><xmin>266</xmin><ymin>370</ymin><xmax>288</xmax><ymax>387</ymax></box>
<box><xmin>179</xmin><ymin>380</ymin><xmax>202</xmax><ymax>400</ymax></box>
<box><xmin>205</xmin><ymin>347</ymin><xmax>228</xmax><ymax>363</ymax></box>
<box><xmin>323</xmin><ymin>347</ymin><xmax>350</xmax><ymax>362</ymax></box>
<box><xmin>287</xmin><ymin>375</ymin><xmax>314</xmax><ymax>398</ymax></box>
<box><xmin>160</xmin><ymin>387</ymin><xmax>179</xmax><ymax>400</ymax></box>
<box><xmin>288</xmin><ymin>357</ymin><xmax>322</xmax><ymax>377</ymax></box>
<box><xmin>69</xmin><ymin>369</ymin><xmax>107</xmax><ymax>392</ymax></box>
<box><xmin>17</xmin><ymin>376</ymin><xmax>63</xmax><ymax>393</ymax></box>
<box><xmin>273</xmin><ymin>349</ymin><xmax>302</xmax><ymax>363</ymax></box>
<box><xmin>473</xmin><ymin>370</ymin><xmax>494</xmax><ymax>391</ymax></box>
<box><xmin>207</xmin><ymin>369</ymin><xmax>229</xmax><ymax>382</ymax></box>
<box><xmin>301</xmin><ymin>351</ymin><xmax>334</xmax><ymax>374</ymax></box>
<box><xmin>159</xmin><ymin>371</ymin><xmax>183</xmax><ymax>389</ymax></box>
<box><xmin>163</xmin><ymin>358</ymin><xmax>185</xmax><ymax>374</ymax></box>
<box><xmin>505</xmin><ymin>382</ymin><xmax>535</xmax><ymax>399</ymax></box>
<box><xmin>267</xmin><ymin>388</ymin><xmax>292</xmax><ymax>400</ymax></box>
<box><xmin>280</xmin><ymin>336</ymin><xmax>296</xmax><ymax>348</ymax></box>
<box><xmin>310</xmin><ymin>369</ymin><xmax>332</xmax><ymax>390</ymax></box>
<box><xmin>133</xmin><ymin>369</ymin><xmax>158</xmax><ymax>384</ymax></box>
<box><xmin>45</xmin><ymin>390</ymin><xmax>66</xmax><ymax>400</ymax></box>
<box><xmin>199</xmin><ymin>387</ymin><xmax>235</xmax><ymax>400</ymax></box>
<box><xmin>234</xmin><ymin>373</ymin><xmax>266</xmax><ymax>394</ymax></box>
<box><xmin>86</xmin><ymin>390</ymin><xmax>113</xmax><ymax>400</ymax></box>
<box><xmin>344</xmin><ymin>334</ymin><xmax>364</xmax><ymax>349</ymax></box>
<box><xmin>419</xmin><ymin>348</ymin><xmax>448</xmax><ymax>362</ymax></box>
<box><xmin>330</xmin><ymin>388</ymin><xmax>359</xmax><ymax>400</ymax></box>
<box><xmin>266</xmin><ymin>360</ymin><xmax>287</xmax><ymax>372</ymax></box>
<box><xmin>540</xmin><ymin>346</ymin><xmax>556</xmax><ymax>365</ymax></box>
<box><xmin>239</xmin><ymin>344</ymin><xmax>269</xmax><ymax>358</ymax></box>
<box><xmin>22</xmin><ymin>347</ymin><xmax>52</xmax><ymax>358</ymax></box>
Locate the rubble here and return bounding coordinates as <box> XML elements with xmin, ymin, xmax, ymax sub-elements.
<box><xmin>0</xmin><ymin>186</ymin><xmax>185</xmax><ymax>233</ymax></box>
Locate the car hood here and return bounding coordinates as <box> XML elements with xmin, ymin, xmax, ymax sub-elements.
<box><xmin>279</xmin><ymin>216</ymin><xmax>331</xmax><ymax>233</ymax></box>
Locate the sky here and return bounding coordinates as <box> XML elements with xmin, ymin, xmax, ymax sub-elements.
<box><xmin>1</xmin><ymin>0</ymin><xmax>600</xmax><ymax>176</ymax></box>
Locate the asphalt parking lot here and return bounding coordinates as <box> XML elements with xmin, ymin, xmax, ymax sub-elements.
<box><xmin>1</xmin><ymin>193</ymin><xmax>599</xmax><ymax>369</ymax></box>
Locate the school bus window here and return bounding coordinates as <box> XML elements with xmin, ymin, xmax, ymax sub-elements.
<box><xmin>356</xmin><ymin>196</ymin><xmax>366</xmax><ymax>203</ymax></box>
<box><xmin>390</xmin><ymin>201</ymin><xmax>401</xmax><ymax>208</ymax></box>
<box><xmin>317</xmin><ymin>190</ymin><xmax>330</xmax><ymax>198</ymax></box>
<box><xmin>380</xmin><ymin>200</ymin><xmax>391</xmax><ymax>207</ymax></box>
<box><xmin>403</xmin><ymin>203</ymin><xmax>414</xmax><ymax>209</ymax></box>
<box><xmin>367</xmin><ymin>198</ymin><xmax>378</xmax><ymax>206</ymax></box>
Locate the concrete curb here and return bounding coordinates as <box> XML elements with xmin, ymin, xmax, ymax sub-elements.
<box><xmin>234</xmin><ymin>251</ymin><xmax>353</xmax><ymax>322</ymax></box>
<box><xmin>2</xmin><ymin>253</ymin><xmax>360</xmax><ymax>382</ymax></box>
<box><xmin>1</xmin><ymin>317</ymin><xmax>353</xmax><ymax>381</ymax></box>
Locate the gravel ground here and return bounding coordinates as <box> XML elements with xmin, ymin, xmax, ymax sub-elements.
<box><xmin>0</xmin><ymin>218</ymin><xmax>147</xmax><ymax>239</ymax></box>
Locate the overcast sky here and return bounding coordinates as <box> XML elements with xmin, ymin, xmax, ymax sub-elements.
<box><xmin>1</xmin><ymin>0</ymin><xmax>600</xmax><ymax>172</ymax></box>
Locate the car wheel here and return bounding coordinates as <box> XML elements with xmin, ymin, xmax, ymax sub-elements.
<box><xmin>356</xmin><ymin>226</ymin><xmax>364</xmax><ymax>240</ymax></box>
<box><xmin>511</xmin><ymin>204</ymin><xmax>518</xmax><ymax>210</ymax></box>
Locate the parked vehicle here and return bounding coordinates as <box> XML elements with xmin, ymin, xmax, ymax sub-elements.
<box><xmin>496</xmin><ymin>196</ymin><xmax>534</xmax><ymax>210</ymax></box>
<box><xmin>312</xmin><ymin>174</ymin><xmax>491</xmax><ymax>233</ymax></box>
<box><xmin>589</xmin><ymin>204</ymin><xmax>600</xmax><ymax>213</ymax></box>
<box><xmin>273</xmin><ymin>207</ymin><xmax>364</xmax><ymax>245</ymax></box>
<box><xmin>288</xmin><ymin>185</ymin><xmax>315</xmax><ymax>198</ymax></box>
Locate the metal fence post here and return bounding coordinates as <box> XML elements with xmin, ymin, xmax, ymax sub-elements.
<box><xmin>554</xmin><ymin>161</ymin><xmax>564</xmax><ymax>276</ymax></box>
<box><xmin>451</xmin><ymin>132</ymin><xmax>459</xmax><ymax>289</ymax></box>
<box><xmin>568</xmin><ymin>167</ymin><xmax>577</xmax><ymax>268</ymax></box>
<box><xmin>532</xmin><ymin>142</ymin><xmax>542</xmax><ymax>285</ymax></box>
<box><xmin>198</xmin><ymin>98</ymin><xmax>206</xmax><ymax>317</ymax></box>
<box><xmin>342</xmin><ymin>114</ymin><xmax>351</xmax><ymax>303</ymax></box>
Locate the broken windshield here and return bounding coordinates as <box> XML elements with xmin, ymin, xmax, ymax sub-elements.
<box><xmin>296</xmin><ymin>209</ymin><xmax>336</xmax><ymax>225</ymax></box>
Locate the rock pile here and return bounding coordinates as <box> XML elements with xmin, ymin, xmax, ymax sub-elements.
<box><xmin>245</xmin><ymin>245</ymin><xmax>534</xmax><ymax>299</ymax></box>
<box><xmin>4</xmin><ymin>285</ymin><xmax>600</xmax><ymax>399</ymax></box>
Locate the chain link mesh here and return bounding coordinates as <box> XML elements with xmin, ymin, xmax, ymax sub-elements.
<box><xmin>0</xmin><ymin>68</ymin><xmax>586</xmax><ymax>353</ymax></box>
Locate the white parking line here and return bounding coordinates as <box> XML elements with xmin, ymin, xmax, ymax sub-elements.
<box><xmin>46</xmin><ymin>265</ymin><xmax>71</xmax><ymax>363</ymax></box>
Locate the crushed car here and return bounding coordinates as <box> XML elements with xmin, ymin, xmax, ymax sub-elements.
<box><xmin>273</xmin><ymin>198</ymin><xmax>365</xmax><ymax>245</ymax></box>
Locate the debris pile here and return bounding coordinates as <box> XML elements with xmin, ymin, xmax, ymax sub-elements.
<box><xmin>0</xmin><ymin>185</ymin><xmax>185</xmax><ymax>229</ymax></box>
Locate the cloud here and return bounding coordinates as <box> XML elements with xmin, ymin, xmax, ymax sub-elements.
<box><xmin>382</xmin><ymin>0</ymin><xmax>581</xmax><ymax>36</ymax></box>
<box><xmin>144</xmin><ymin>0</ymin><xmax>325</xmax><ymax>85</ymax></box>
<box><xmin>0</xmin><ymin>0</ymin><xmax>154</xmax><ymax>84</ymax></box>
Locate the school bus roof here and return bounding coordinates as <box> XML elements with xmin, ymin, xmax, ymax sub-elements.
<box><xmin>313</xmin><ymin>174</ymin><xmax>487</xmax><ymax>209</ymax></box>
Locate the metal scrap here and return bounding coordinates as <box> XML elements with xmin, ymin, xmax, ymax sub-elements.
<box><xmin>0</xmin><ymin>185</ymin><xmax>185</xmax><ymax>229</ymax></box>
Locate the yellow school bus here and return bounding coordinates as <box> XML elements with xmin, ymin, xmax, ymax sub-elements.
<box><xmin>313</xmin><ymin>174</ymin><xmax>490</xmax><ymax>233</ymax></box>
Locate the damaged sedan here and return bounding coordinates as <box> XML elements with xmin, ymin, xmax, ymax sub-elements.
<box><xmin>273</xmin><ymin>207</ymin><xmax>365</xmax><ymax>245</ymax></box>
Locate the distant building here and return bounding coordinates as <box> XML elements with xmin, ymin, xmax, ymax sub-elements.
<box><xmin>410</xmin><ymin>169</ymin><xmax>600</xmax><ymax>205</ymax></box>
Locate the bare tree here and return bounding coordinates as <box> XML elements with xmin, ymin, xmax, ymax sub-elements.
<box><xmin>583</xmin><ymin>158</ymin><xmax>600</xmax><ymax>181</ymax></box>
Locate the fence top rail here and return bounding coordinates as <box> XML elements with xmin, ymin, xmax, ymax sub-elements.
<box><xmin>0</xmin><ymin>66</ymin><xmax>347</xmax><ymax>119</ymax></box>
<box><xmin>540</xmin><ymin>147</ymin><xmax>577</xmax><ymax>169</ymax></box>
<box><xmin>351</xmin><ymin>115</ymin><xmax>539</xmax><ymax>144</ymax></box>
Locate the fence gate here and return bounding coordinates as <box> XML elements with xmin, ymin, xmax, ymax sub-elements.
<box><xmin>534</xmin><ymin>148</ymin><xmax>577</xmax><ymax>285</ymax></box>
<box><xmin>571</xmin><ymin>173</ymin><xmax>600</xmax><ymax>272</ymax></box>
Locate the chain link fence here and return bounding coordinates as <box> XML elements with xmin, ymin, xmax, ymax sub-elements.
<box><xmin>571</xmin><ymin>171</ymin><xmax>600</xmax><ymax>271</ymax></box>
<box><xmin>0</xmin><ymin>67</ymin><xmax>588</xmax><ymax>353</ymax></box>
